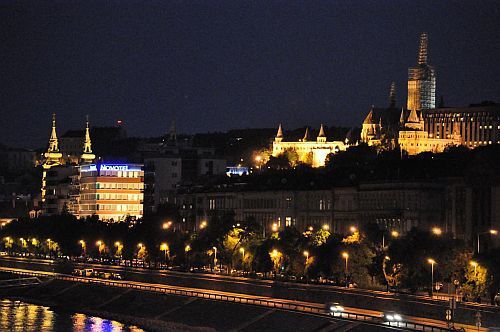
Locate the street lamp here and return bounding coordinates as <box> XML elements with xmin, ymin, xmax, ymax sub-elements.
<box><xmin>199</xmin><ymin>221</ymin><xmax>207</xmax><ymax>230</ymax></box>
<box><xmin>303</xmin><ymin>250</ymin><xmax>309</xmax><ymax>265</ymax></box>
<box><xmin>160</xmin><ymin>243</ymin><xmax>169</xmax><ymax>266</ymax></box>
<box><xmin>162</xmin><ymin>221</ymin><xmax>173</xmax><ymax>230</ymax></box>
<box><xmin>342</xmin><ymin>252</ymin><xmax>349</xmax><ymax>287</ymax></box>
<box><xmin>349</xmin><ymin>226</ymin><xmax>357</xmax><ymax>233</ymax></box>
<box><xmin>322</xmin><ymin>224</ymin><xmax>330</xmax><ymax>231</ymax></box>
<box><xmin>272</xmin><ymin>223</ymin><xmax>278</xmax><ymax>232</ymax></box>
<box><xmin>79</xmin><ymin>240</ymin><xmax>86</xmax><ymax>256</ymax></box>
<box><xmin>431</xmin><ymin>227</ymin><xmax>442</xmax><ymax>236</ymax></box>
<box><xmin>477</xmin><ymin>229</ymin><xmax>498</xmax><ymax>253</ymax></box>
<box><xmin>427</xmin><ymin>258</ymin><xmax>436</xmax><ymax>297</ymax></box>
<box><xmin>212</xmin><ymin>246</ymin><xmax>217</xmax><ymax>270</ymax></box>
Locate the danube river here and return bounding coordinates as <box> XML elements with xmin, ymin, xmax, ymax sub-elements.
<box><xmin>0</xmin><ymin>299</ymin><xmax>145</xmax><ymax>332</ymax></box>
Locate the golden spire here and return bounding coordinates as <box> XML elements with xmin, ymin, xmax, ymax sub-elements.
<box><xmin>83</xmin><ymin>115</ymin><xmax>92</xmax><ymax>154</ymax></box>
<box><xmin>418</xmin><ymin>32</ymin><xmax>428</xmax><ymax>65</ymax></box>
<box><xmin>47</xmin><ymin>113</ymin><xmax>59</xmax><ymax>153</ymax></box>
<box><xmin>81</xmin><ymin>115</ymin><xmax>95</xmax><ymax>163</ymax></box>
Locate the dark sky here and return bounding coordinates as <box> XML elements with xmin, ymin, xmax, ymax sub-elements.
<box><xmin>2</xmin><ymin>1</ymin><xmax>499</xmax><ymax>148</ymax></box>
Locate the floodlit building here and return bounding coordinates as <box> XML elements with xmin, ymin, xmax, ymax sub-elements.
<box><xmin>361</xmin><ymin>32</ymin><xmax>500</xmax><ymax>154</ymax></box>
<box><xmin>272</xmin><ymin>124</ymin><xmax>348</xmax><ymax>167</ymax></box>
<box><xmin>78</xmin><ymin>163</ymin><xmax>144</xmax><ymax>221</ymax></box>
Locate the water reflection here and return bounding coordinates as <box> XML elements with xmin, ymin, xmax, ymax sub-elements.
<box><xmin>0</xmin><ymin>299</ymin><xmax>144</xmax><ymax>332</ymax></box>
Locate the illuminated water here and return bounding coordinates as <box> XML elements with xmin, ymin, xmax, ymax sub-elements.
<box><xmin>0</xmin><ymin>299</ymin><xmax>145</xmax><ymax>332</ymax></box>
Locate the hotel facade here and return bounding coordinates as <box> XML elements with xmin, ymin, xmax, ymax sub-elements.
<box><xmin>78</xmin><ymin>163</ymin><xmax>144</xmax><ymax>221</ymax></box>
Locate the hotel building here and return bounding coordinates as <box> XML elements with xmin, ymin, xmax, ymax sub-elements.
<box><xmin>78</xmin><ymin>163</ymin><xmax>144</xmax><ymax>221</ymax></box>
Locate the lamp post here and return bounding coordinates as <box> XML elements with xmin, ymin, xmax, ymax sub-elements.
<box><xmin>239</xmin><ymin>247</ymin><xmax>245</xmax><ymax>271</ymax></box>
<box><xmin>477</xmin><ymin>229</ymin><xmax>498</xmax><ymax>253</ymax></box>
<box><xmin>79</xmin><ymin>240</ymin><xmax>86</xmax><ymax>257</ymax></box>
<box><xmin>428</xmin><ymin>258</ymin><xmax>436</xmax><ymax>297</ymax></box>
<box><xmin>213</xmin><ymin>246</ymin><xmax>217</xmax><ymax>270</ymax></box>
<box><xmin>303</xmin><ymin>250</ymin><xmax>309</xmax><ymax>265</ymax></box>
<box><xmin>160</xmin><ymin>243</ymin><xmax>169</xmax><ymax>267</ymax></box>
<box><xmin>342</xmin><ymin>252</ymin><xmax>349</xmax><ymax>287</ymax></box>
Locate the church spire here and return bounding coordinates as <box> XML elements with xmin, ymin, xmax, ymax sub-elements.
<box><xmin>47</xmin><ymin>113</ymin><xmax>59</xmax><ymax>153</ymax></box>
<box><xmin>389</xmin><ymin>82</ymin><xmax>396</xmax><ymax>108</ymax></box>
<box><xmin>83</xmin><ymin>116</ymin><xmax>92</xmax><ymax>154</ymax></box>
<box><xmin>81</xmin><ymin>115</ymin><xmax>95</xmax><ymax>163</ymax></box>
<box><xmin>418</xmin><ymin>32</ymin><xmax>428</xmax><ymax>65</ymax></box>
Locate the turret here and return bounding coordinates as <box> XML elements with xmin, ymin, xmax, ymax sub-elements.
<box><xmin>275</xmin><ymin>124</ymin><xmax>283</xmax><ymax>143</ymax></box>
<box><xmin>317</xmin><ymin>124</ymin><xmax>326</xmax><ymax>143</ymax></box>
<box><xmin>302</xmin><ymin>127</ymin><xmax>311</xmax><ymax>142</ymax></box>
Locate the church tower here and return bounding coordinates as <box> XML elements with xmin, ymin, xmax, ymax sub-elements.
<box><xmin>407</xmin><ymin>32</ymin><xmax>436</xmax><ymax>111</ymax></box>
<box><xmin>41</xmin><ymin>114</ymin><xmax>63</xmax><ymax>203</ymax></box>
<box><xmin>81</xmin><ymin>116</ymin><xmax>95</xmax><ymax>164</ymax></box>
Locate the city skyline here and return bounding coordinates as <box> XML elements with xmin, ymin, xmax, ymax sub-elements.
<box><xmin>2</xmin><ymin>1</ymin><xmax>500</xmax><ymax>148</ymax></box>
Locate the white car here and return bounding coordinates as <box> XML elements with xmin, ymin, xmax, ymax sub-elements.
<box><xmin>382</xmin><ymin>311</ymin><xmax>404</xmax><ymax>323</ymax></box>
<box><xmin>325</xmin><ymin>302</ymin><xmax>345</xmax><ymax>316</ymax></box>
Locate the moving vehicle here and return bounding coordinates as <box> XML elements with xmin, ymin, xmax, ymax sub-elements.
<box><xmin>325</xmin><ymin>302</ymin><xmax>345</xmax><ymax>316</ymax></box>
<box><xmin>381</xmin><ymin>311</ymin><xmax>404</xmax><ymax>323</ymax></box>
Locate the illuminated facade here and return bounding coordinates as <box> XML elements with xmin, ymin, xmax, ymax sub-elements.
<box><xmin>41</xmin><ymin>115</ymin><xmax>98</xmax><ymax>215</ymax></box>
<box><xmin>78</xmin><ymin>163</ymin><xmax>144</xmax><ymax>221</ymax></box>
<box><xmin>398</xmin><ymin>109</ymin><xmax>461</xmax><ymax>154</ymax></box>
<box><xmin>272</xmin><ymin>124</ymin><xmax>348</xmax><ymax>167</ymax></box>
<box><xmin>361</xmin><ymin>32</ymin><xmax>500</xmax><ymax>155</ymax></box>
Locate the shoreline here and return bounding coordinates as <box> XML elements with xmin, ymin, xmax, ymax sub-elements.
<box><xmin>1</xmin><ymin>293</ymin><xmax>214</xmax><ymax>332</ymax></box>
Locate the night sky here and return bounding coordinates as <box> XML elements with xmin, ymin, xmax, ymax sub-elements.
<box><xmin>2</xmin><ymin>1</ymin><xmax>499</xmax><ymax>148</ymax></box>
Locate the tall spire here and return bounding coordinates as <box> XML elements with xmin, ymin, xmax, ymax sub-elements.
<box><xmin>83</xmin><ymin>115</ymin><xmax>92</xmax><ymax>154</ymax></box>
<box><xmin>389</xmin><ymin>82</ymin><xmax>396</xmax><ymax>108</ymax></box>
<box><xmin>47</xmin><ymin>113</ymin><xmax>59</xmax><ymax>153</ymax></box>
<box><xmin>418</xmin><ymin>32</ymin><xmax>428</xmax><ymax>65</ymax></box>
<box><xmin>81</xmin><ymin>115</ymin><xmax>95</xmax><ymax>163</ymax></box>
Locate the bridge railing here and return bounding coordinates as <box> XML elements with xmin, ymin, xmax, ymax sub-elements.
<box><xmin>1</xmin><ymin>268</ymin><xmax>450</xmax><ymax>332</ymax></box>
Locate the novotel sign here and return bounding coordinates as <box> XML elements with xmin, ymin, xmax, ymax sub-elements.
<box><xmin>100</xmin><ymin>165</ymin><xmax>129</xmax><ymax>171</ymax></box>
<box><xmin>82</xmin><ymin>164</ymin><xmax>141</xmax><ymax>172</ymax></box>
